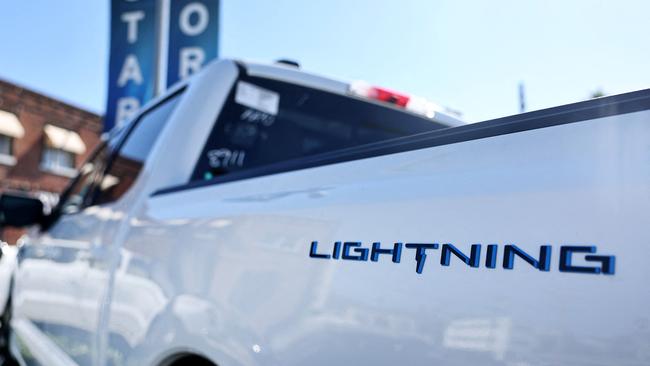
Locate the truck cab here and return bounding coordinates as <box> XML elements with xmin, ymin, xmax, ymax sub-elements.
<box><xmin>3</xmin><ymin>59</ymin><xmax>465</xmax><ymax>366</ymax></box>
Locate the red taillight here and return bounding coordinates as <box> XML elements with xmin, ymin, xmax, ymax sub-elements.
<box><xmin>349</xmin><ymin>80</ymin><xmax>442</xmax><ymax>119</ymax></box>
<box><xmin>366</xmin><ymin>86</ymin><xmax>410</xmax><ymax>107</ymax></box>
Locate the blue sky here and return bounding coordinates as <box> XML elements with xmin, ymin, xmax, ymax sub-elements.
<box><xmin>1</xmin><ymin>0</ymin><xmax>649</xmax><ymax>122</ymax></box>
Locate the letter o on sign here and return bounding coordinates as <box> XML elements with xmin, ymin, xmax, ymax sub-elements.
<box><xmin>179</xmin><ymin>2</ymin><xmax>209</xmax><ymax>36</ymax></box>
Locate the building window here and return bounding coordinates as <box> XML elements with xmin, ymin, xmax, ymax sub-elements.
<box><xmin>0</xmin><ymin>134</ymin><xmax>16</xmax><ymax>166</ymax></box>
<box><xmin>0</xmin><ymin>134</ymin><xmax>12</xmax><ymax>156</ymax></box>
<box><xmin>0</xmin><ymin>109</ymin><xmax>24</xmax><ymax>166</ymax></box>
<box><xmin>41</xmin><ymin>147</ymin><xmax>76</xmax><ymax>177</ymax></box>
<box><xmin>41</xmin><ymin>124</ymin><xmax>86</xmax><ymax>177</ymax></box>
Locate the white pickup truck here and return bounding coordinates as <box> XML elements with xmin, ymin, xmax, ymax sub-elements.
<box><xmin>0</xmin><ymin>59</ymin><xmax>648</xmax><ymax>366</ymax></box>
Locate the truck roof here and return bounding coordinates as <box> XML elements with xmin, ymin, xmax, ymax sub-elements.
<box><xmin>240</xmin><ymin>60</ymin><xmax>350</xmax><ymax>96</ymax></box>
<box><xmin>122</xmin><ymin>58</ymin><xmax>464</xmax><ymax>137</ymax></box>
<box><xmin>238</xmin><ymin>59</ymin><xmax>465</xmax><ymax>127</ymax></box>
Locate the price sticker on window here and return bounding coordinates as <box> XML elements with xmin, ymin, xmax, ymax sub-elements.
<box><xmin>235</xmin><ymin>81</ymin><xmax>280</xmax><ymax>116</ymax></box>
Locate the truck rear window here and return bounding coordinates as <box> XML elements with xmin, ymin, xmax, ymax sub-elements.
<box><xmin>191</xmin><ymin>75</ymin><xmax>448</xmax><ymax>182</ymax></box>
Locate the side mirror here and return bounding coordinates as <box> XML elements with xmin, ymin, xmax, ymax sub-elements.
<box><xmin>0</xmin><ymin>192</ymin><xmax>44</xmax><ymax>227</ymax></box>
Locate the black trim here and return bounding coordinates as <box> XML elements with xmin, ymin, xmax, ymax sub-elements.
<box><xmin>152</xmin><ymin>88</ymin><xmax>650</xmax><ymax>197</ymax></box>
<box><xmin>90</xmin><ymin>88</ymin><xmax>186</xmax><ymax>207</ymax></box>
<box><xmin>233</xmin><ymin>60</ymin><xmax>249</xmax><ymax>77</ymax></box>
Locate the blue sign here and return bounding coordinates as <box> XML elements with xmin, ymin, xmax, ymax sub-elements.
<box><xmin>105</xmin><ymin>0</ymin><xmax>158</xmax><ymax>132</ymax></box>
<box><xmin>166</xmin><ymin>0</ymin><xmax>220</xmax><ymax>87</ymax></box>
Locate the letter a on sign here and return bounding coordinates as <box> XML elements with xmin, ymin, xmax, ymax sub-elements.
<box><xmin>105</xmin><ymin>0</ymin><xmax>158</xmax><ymax>132</ymax></box>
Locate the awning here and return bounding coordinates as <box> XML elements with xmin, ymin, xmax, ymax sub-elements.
<box><xmin>0</xmin><ymin>110</ymin><xmax>25</xmax><ymax>138</ymax></box>
<box><xmin>43</xmin><ymin>124</ymin><xmax>86</xmax><ymax>155</ymax></box>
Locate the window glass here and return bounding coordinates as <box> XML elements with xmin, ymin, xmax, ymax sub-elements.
<box><xmin>0</xmin><ymin>135</ymin><xmax>12</xmax><ymax>156</ymax></box>
<box><xmin>59</xmin><ymin>143</ymin><xmax>110</xmax><ymax>215</ymax></box>
<box><xmin>42</xmin><ymin>147</ymin><xmax>75</xmax><ymax>170</ymax></box>
<box><xmin>94</xmin><ymin>93</ymin><xmax>182</xmax><ymax>206</ymax></box>
<box><xmin>192</xmin><ymin>76</ymin><xmax>446</xmax><ymax>182</ymax></box>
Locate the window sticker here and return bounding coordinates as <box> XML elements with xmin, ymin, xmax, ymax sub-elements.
<box><xmin>207</xmin><ymin>148</ymin><xmax>246</xmax><ymax>169</ymax></box>
<box><xmin>240</xmin><ymin>108</ymin><xmax>275</xmax><ymax>126</ymax></box>
<box><xmin>235</xmin><ymin>81</ymin><xmax>280</xmax><ymax>116</ymax></box>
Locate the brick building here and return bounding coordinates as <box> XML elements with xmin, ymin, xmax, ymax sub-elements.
<box><xmin>0</xmin><ymin>78</ymin><xmax>102</xmax><ymax>243</ymax></box>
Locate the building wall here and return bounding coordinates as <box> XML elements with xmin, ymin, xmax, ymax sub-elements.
<box><xmin>0</xmin><ymin>79</ymin><xmax>102</xmax><ymax>243</ymax></box>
